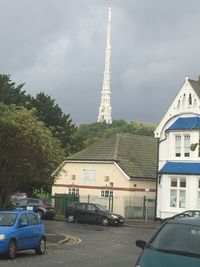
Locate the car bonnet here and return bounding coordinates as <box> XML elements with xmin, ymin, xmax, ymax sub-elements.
<box><xmin>137</xmin><ymin>247</ymin><xmax>200</xmax><ymax>267</ymax></box>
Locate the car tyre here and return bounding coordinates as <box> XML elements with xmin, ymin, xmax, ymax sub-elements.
<box><xmin>35</xmin><ymin>237</ymin><xmax>46</xmax><ymax>255</ymax></box>
<box><xmin>101</xmin><ymin>217</ymin><xmax>109</xmax><ymax>226</ymax></box>
<box><xmin>6</xmin><ymin>239</ymin><xmax>16</xmax><ymax>259</ymax></box>
<box><xmin>67</xmin><ymin>214</ymin><xmax>75</xmax><ymax>223</ymax></box>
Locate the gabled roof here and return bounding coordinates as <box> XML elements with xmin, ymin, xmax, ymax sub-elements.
<box><xmin>67</xmin><ymin>133</ymin><xmax>158</xmax><ymax>179</ymax></box>
<box><xmin>160</xmin><ymin>162</ymin><xmax>200</xmax><ymax>175</ymax></box>
<box><xmin>189</xmin><ymin>79</ymin><xmax>200</xmax><ymax>99</ymax></box>
<box><xmin>167</xmin><ymin>117</ymin><xmax>200</xmax><ymax>131</ymax></box>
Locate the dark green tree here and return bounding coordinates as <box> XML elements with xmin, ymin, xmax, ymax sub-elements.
<box><xmin>0</xmin><ymin>104</ymin><xmax>65</xmax><ymax>208</ymax></box>
<box><xmin>0</xmin><ymin>74</ymin><xmax>31</xmax><ymax>106</ymax></box>
<box><xmin>30</xmin><ymin>92</ymin><xmax>83</xmax><ymax>155</ymax></box>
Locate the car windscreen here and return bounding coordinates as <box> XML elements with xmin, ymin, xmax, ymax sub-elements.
<box><xmin>95</xmin><ymin>204</ymin><xmax>108</xmax><ymax>212</ymax></box>
<box><xmin>0</xmin><ymin>213</ymin><xmax>17</xmax><ymax>226</ymax></box>
<box><xmin>148</xmin><ymin>222</ymin><xmax>200</xmax><ymax>257</ymax></box>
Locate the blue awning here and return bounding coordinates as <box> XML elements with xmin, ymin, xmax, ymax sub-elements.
<box><xmin>167</xmin><ymin>117</ymin><xmax>200</xmax><ymax>131</ymax></box>
<box><xmin>159</xmin><ymin>162</ymin><xmax>200</xmax><ymax>175</ymax></box>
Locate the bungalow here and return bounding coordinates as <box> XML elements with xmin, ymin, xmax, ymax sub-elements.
<box><xmin>52</xmin><ymin>133</ymin><xmax>158</xmax><ymax>217</ymax></box>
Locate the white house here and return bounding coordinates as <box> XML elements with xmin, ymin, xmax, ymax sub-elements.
<box><xmin>155</xmin><ymin>77</ymin><xmax>200</xmax><ymax>219</ymax></box>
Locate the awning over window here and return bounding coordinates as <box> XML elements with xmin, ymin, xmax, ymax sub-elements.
<box><xmin>159</xmin><ymin>162</ymin><xmax>200</xmax><ymax>175</ymax></box>
<box><xmin>167</xmin><ymin>117</ymin><xmax>200</xmax><ymax>131</ymax></box>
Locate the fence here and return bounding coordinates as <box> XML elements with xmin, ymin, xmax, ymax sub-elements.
<box><xmin>51</xmin><ymin>194</ymin><xmax>156</xmax><ymax>220</ymax></box>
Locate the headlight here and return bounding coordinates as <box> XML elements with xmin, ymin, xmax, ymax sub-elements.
<box><xmin>0</xmin><ymin>234</ymin><xmax>5</xmax><ymax>240</ymax></box>
<box><xmin>111</xmin><ymin>215</ymin><xmax>118</xmax><ymax>219</ymax></box>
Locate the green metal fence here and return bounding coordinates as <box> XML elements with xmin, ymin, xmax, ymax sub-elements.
<box><xmin>51</xmin><ymin>194</ymin><xmax>156</xmax><ymax>219</ymax></box>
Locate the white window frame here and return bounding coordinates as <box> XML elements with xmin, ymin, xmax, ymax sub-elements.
<box><xmin>101</xmin><ymin>190</ymin><xmax>113</xmax><ymax>198</ymax></box>
<box><xmin>68</xmin><ymin>188</ymin><xmax>79</xmax><ymax>195</ymax></box>
<box><xmin>175</xmin><ymin>134</ymin><xmax>181</xmax><ymax>157</ymax></box>
<box><xmin>174</xmin><ymin>133</ymin><xmax>191</xmax><ymax>158</ymax></box>
<box><xmin>198</xmin><ymin>180</ymin><xmax>200</xmax><ymax>209</ymax></box>
<box><xmin>170</xmin><ymin>177</ymin><xmax>186</xmax><ymax>208</ymax></box>
<box><xmin>184</xmin><ymin>134</ymin><xmax>190</xmax><ymax>157</ymax></box>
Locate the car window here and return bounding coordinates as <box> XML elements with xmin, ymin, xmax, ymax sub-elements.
<box><xmin>0</xmin><ymin>213</ymin><xmax>17</xmax><ymax>226</ymax></box>
<box><xmin>29</xmin><ymin>213</ymin><xmax>39</xmax><ymax>225</ymax></box>
<box><xmin>18</xmin><ymin>213</ymin><xmax>29</xmax><ymax>226</ymax></box>
<box><xmin>27</xmin><ymin>199</ymin><xmax>40</xmax><ymax>205</ymax></box>
<box><xmin>17</xmin><ymin>199</ymin><xmax>28</xmax><ymax>205</ymax></box>
<box><xmin>76</xmin><ymin>204</ymin><xmax>86</xmax><ymax>210</ymax></box>
<box><xmin>87</xmin><ymin>204</ymin><xmax>96</xmax><ymax>211</ymax></box>
<box><xmin>150</xmin><ymin>222</ymin><xmax>200</xmax><ymax>255</ymax></box>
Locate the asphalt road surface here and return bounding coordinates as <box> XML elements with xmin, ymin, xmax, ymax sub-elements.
<box><xmin>0</xmin><ymin>220</ymin><xmax>156</xmax><ymax>267</ymax></box>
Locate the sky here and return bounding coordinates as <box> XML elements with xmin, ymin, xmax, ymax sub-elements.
<box><xmin>0</xmin><ymin>0</ymin><xmax>200</xmax><ymax>125</ymax></box>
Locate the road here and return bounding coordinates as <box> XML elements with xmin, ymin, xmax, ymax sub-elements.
<box><xmin>0</xmin><ymin>220</ymin><xmax>157</xmax><ymax>267</ymax></box>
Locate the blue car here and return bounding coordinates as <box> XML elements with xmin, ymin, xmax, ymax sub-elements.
<box><xmin>0</xmin><ymin>210</ymin><xmax>46</xmax><ymax>259</ymax></box>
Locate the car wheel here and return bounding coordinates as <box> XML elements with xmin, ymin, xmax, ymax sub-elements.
<box><xmin>35</xmin><ymin>237</ymin><xmax>46</xmax><ymax>255</ymax></box>
<box><xmin>101</xmin><ymin>217</ymin><xmax>109</xmax><ymax>226</ymax></box>
<box><xmin>67</xmin><ymin>214</ymin><xmax>75</xmax><ymax>223</ymax></box>
<box><xmin>6</xmin><ymin>239</ymin><xmax>16</xmax><ymax>259</ymax></box>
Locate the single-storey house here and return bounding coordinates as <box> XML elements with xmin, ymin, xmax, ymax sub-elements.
<box><xmin>52</xmin><ymin>133</ymin><xmax>158</xmax><ymax>217</ymax></box>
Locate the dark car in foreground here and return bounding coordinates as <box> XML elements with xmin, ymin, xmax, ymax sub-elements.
<box><xmin>135</xmin><ymin>217</ymin><xmax>200</xmax><ymax>267</ymax></box>
<box><xmin>65</xmin><ymin>202</ymin><xmax>124</xmax><ymax>226</ymax></box>
<box><xmin>14</xmin><ymin>198</ymin><xmax>55</xmax><ymax>220</ymax></box>
<box><xmin>161</xmin><ymin>210</ymin><xmax>200</xmax><ymax>224</ymax></box>
<box><xmin>0</xmin><ymin>210</ymin><xmax>46</xmax><ymax>259</ymax></box>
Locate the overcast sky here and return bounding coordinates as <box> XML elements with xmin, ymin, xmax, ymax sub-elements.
<box><xmin>1</xmin><ymin>0</ymin><xmax>200</xmax><ymax>125</ymax></box>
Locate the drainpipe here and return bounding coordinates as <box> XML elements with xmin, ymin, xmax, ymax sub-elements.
<box><xmin>154</xmin><ymin>137</ymin><xmax>159</xmax><ymax>221</ymax></box>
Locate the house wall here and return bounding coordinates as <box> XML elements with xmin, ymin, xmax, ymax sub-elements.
<box><xmin>157</xmin><ymin>174</ymin><xmax>200</xmax><ymax>218</ymax></box>
<box><xmin>52</xmin><ymin>161</ymin><xmax>156</xmax><ymax>216</ymax></box>
<box><xmin>155</xmin><ymin>78</ymin><xmax>200</xmax><ymax>219</ymax></box>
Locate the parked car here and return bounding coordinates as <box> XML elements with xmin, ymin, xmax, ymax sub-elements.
<box><xmin>161</xmin><ymin>210</ymin><xmax>200</xmax><ymax>224</ymax></box>
<box><xmin>135</xmin><ymin>217</ymin><xmax>200</xmax><ymax>267</ymax></box>
<box><xmin>65</xmin><ymin>202</ymin><xmax>124</xmax><ymax>226</ymax></box>
<box><xmin>14</xmin><ymin>198</ymin><xmax>55</xmax><ymax>220</ymax></box>
<box><xmin>0</xmin><ymin>210</ymin><xmax>46</xmax><ymax>259</ymax></box>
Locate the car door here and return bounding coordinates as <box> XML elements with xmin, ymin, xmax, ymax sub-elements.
<box><xmin>16</xmin><ymin>213</ymin><xmax>35</xmax><ymax>250</ymax></box>
<box><xmin>28</xmin><ymin>212</ymin><xmax>44</xmax><ymax>247</ymax></box>
<box><xmin>85</xmin><ymin>204</ymin><xmax>99</xmax><ymax>223</ymax></box>
<box><xmin>75</xmin><ymin>203</ymin><xmax>87</xmax><ymax>222</ymax></box>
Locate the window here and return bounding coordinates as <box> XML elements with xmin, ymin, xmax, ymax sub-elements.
<box><xmin>68</xmin><ymin>188</ymin><xmax>79</xmax><ymax>195</ymax></box>
<box><xmin>29</xmin><ymin>213</ymin><xmax>39</xmax><ymax>225</ymax></box>
<box><xmin>184</xmin><ymin>135</ymin><xmax>190</xmax><ymax>157</ymax></box>
<box><xmin>170</xmin><ymin>178</ymin><xmax>186</xmax><ymax>208</ymax></box>
<box><xmin>101</xmin><ymin>190</ymin><xmax>113</xmax><ymax>198</ymax></box>
<box><xmin>174</xmin><ymin>134</ymin><xmax>191</xmax><ymax>158</ymax></box>
<box><xmin>19</xmin><ymin>214</ymin><xmax>29</xmax><ymax>226</ymax></box>
<box><xmin>198</xmin><ymin>180</ymin><xmax>200</xmax><ymax>209</ymax></box>
<box><xmin>175</xmin><ymin>135</ymin><xmax>181</xmax><ymax>157</ymax></box>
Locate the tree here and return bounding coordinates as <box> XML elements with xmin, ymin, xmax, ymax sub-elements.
<box><xmin>0</xmin><ymin>74</ymin><xmax>31</xmax><ymax>106</ymax></box>
<box><xmin>0</xmin><ymin>104</ymin><xmax>65</xmax><ymax>208</ymax></box>
<box><xmin>27</xmin><ymin>92</ymin><xmax>84</xmax><ymax>156</ymax></box>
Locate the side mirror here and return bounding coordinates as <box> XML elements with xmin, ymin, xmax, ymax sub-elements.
<box><xmin>135</xmin><ymin>240</ymin><xmax>146</xmax><ymax>249</ymax></box>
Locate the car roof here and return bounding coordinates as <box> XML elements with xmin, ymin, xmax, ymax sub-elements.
<box><xmin>168</xmin><ymin>217</ymin><xmax>200</xmax><ymax>226</ymax></box>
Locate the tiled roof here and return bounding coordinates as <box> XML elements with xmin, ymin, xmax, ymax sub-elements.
<box><xmin>160</xmin><ymin>162</ymin><xmax>200</xmax><ymax>175</ymax></box>
<box><xmin>167</xmin><ymin>117</ymin><xmax>200</xmax><ymax>131</ymax></box>
<box><xmin>188</xmin><ymin>79</ymin><xmax>200</xmax><ymax>99</ymax></box>
<box><xmin>67</xmin><ymin>133</ymin><xmax>158</xmax><ymax>179</ymax></box>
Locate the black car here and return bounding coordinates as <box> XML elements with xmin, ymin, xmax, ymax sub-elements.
<box><xmin>161</xmin><ymin>210</ymin><xmax>200</xmax><ymax>224</ymax></box>
<box><xmin>65</xmin><ymin>202</ymin><xmax>124</xmax><ymax>226</ymax></box>
<box><xmin>14</xmin><ymin>198</ymin><xmax>56</xmax><ymax>220</ymax></box>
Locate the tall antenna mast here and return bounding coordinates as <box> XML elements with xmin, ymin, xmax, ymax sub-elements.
<box><xmin>97</xmin><ymin>7</ymin><xmax>112</xmax><ymax>124</ymax></box>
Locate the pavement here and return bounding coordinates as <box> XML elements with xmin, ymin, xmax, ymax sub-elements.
<box><xmin>124</xmin><ymin>218</ymin><xmax>160</xmax><ymax>229</ymax></box>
